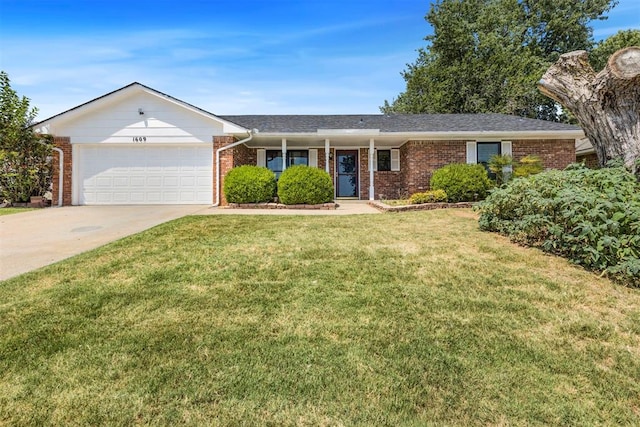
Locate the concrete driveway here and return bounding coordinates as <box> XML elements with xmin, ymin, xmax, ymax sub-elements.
<box><xmin>0</xmin><ymin>205</ymin><xmax>208</xmax><ymax>281</ymax></box>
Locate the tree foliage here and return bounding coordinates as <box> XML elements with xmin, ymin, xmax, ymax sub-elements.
<box><xmin>589</xmin><ymin>29</ymin><xmax>640</xmax><ymax>71</ymax></box>
<box><xmin>0</xmin><ymin>71</ymin><xmax>52</xmax><ymax>203</ymax></box>
<box><xmin>382</xmin><ymin>0</ymin><xmax>616</xmax><ymax>121</ymax></box>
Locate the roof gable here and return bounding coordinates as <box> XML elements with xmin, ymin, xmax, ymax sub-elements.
<box><xmin>34</xmin><ymin>82</ymin><xmax>247</xmax><ymax>135</ymax></box>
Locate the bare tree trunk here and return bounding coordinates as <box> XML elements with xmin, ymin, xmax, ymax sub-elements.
<box><xmin>538</xmin><ymin>47</ymin><xmax>640</xmax><ymax>177</ymax></box>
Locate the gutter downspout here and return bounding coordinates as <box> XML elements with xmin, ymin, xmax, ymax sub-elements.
<box><xmin>212</xmin><ymin>129</ymin><xmax>256</xmax><ymax>207</ymax></box>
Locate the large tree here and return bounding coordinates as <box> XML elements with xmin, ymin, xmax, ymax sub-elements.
<box><xmin>382</xmin><ymin>0</ymin><xmax>616</xmax><ymax>121</ymax></box>
<box><xmin>589</xmin><ymin>29</ymin><xmax>640</xmax><ymax>71</ymax></box>
<box><xmin>539</xmin><ymin>47</ymin><xmax>640</xmax><ymax>177</ymax></box>
<box><xmin>0</xmin><ymin>71</ymin><xmax>52</xmax><ymax>204</ymax></box>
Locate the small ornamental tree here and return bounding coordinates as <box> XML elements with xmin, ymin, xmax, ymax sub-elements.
<box><xmin>0</xmin><ymin>71</ymin><xmax>53</xmax><ymax>203</ymax></box>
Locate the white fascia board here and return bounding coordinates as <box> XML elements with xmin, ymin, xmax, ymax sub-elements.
<box><xmin>317</xmin><ymin>129</ymin><xmax>380</xmax><ymax>135</ymax></box>
<box><xmin>35</xmin><ymin>83</ymin><xmax>249</xmax><ymax>135</ymax></box>
<box><xmin>35</xmin><ymin>85</ymin><xmax>140</xmax><ymax>132</ymax></box>
<box><xmin>385</xmin><ymin>130</ymin><xmax>585</xmax><ymax>140</ymax></box>
<box><xmin>138</xmin><ymin>87</ymin><xmax>248</xmax><ymax>133</ymax></box>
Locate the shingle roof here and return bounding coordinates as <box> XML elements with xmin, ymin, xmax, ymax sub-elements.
<box><xmin>220</xmin><ymin>113</ymin><xmax>581</xmax><ymax>133</ymax></box>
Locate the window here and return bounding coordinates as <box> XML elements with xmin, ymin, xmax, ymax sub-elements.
<box><xmin>377</xmin><ymin>150</ymin><xmax>391</xmax><ymax>171</ymax></box>
<box><xmin>266</xmin><ymin>150</ymin><xmax>309</xmax><ymax>179</ymax></box>
<box><xmin>477</xmin><ymin>142</ymin><xmax>501</xmax><ymax>178</ymax></box>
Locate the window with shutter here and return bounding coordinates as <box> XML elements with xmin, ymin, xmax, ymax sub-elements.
<box><xmin>390</xmin><ymin>149</ymin><xmax>400</xmax><ymax>171</ymax></box>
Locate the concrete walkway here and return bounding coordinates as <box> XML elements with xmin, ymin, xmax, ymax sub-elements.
<box><xmin>0</xmin><ymin>201</ymin><xmax>379</xmax><ymax>281</ymax></box>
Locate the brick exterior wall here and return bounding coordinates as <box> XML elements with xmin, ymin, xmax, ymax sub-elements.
<box><xmin>52</xmin><ymin>136</ymin><xmax>72</xmax><ymax>206</ymax></box>
<box><xmin>213</xmin><ymin>136</ymin><xmax>259</xmax><ymax>205</ymax></box>
<box><xmin>577</xmin><ymin>152</ymin><xmax>599</xmax><ymax>168</ymax></box>
<box><xmin>354</xmin><ymin>138</ymin><xmax>575</xmax><ymax>200</ymax></box>
<box><xmin>211</xmin><ymin>137</ymin><xmax>577</xmax><ymax>203</ymax></box>
<box><xmin>511</xmin><ymin>139</ymin><xmax>575</xmax><ymax>170</ymax></box>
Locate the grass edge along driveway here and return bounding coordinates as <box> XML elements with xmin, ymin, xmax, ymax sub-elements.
<box><xmin>1</xmin><ymin>210</ymin><xmax>639</xmax><ymax>426</ymax></box>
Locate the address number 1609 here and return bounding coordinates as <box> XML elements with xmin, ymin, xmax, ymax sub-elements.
<box><xmin>133</xmin><ymin>137</ymin><xmax>147</xmax><ymax>142</ymax></box>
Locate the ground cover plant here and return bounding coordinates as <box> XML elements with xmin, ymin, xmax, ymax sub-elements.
<box><xmin>1</xmin><ymin>211</ymin><xmax>639</xmax><ymax>425</ymax></box>
<box><xmin>477</xmin><ymin>164</ymin><xmax>640</xmax><ymax>285</ymax></box>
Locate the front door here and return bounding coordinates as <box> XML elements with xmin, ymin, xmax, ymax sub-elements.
<box><xmin>336</xmin><ymin>150</ymin><xmax>358</xmax><ymax>198</ymax></box>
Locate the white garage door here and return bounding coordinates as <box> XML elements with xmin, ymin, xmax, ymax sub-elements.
<box><xmin>77</xmin><ymin>145</ymin><xmax>213</xmax><ymax>205</ymax></box>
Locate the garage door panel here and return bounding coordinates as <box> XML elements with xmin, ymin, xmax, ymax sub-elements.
<box><xmin>78</xmin><ymin>145</ymin><xmax>212</xmax><ymax>205</ymax></box>
<box><xmin>164</xmin><ymin>176</ymin><xmax>179</xmax><ymax>186</ymax></box>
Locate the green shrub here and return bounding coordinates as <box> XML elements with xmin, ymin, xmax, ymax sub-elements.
<box><xmin>430</xmin><ymin>163</ymin><xmax>493</xmax><ymax>202</ymax></box>
<box><xmin>408</xmin><ymin>189</ymin><xmax>448</xmax><ymax>204</ymax></box>
<box><xmin>223</xmin><ymin>165</ymin><xmax>276</xmax><ymax>204</ymax></box>
<box><xmin>476</xmin><ymin>165</ymin><xmax>640</xmax><ymax>286</ymax></box>
<box><xmin>488</xmin><ymin>154</ymin><xmax>513</xmax><ymax>185</ymax></box>
<box><xmin>514</xmin><ymin>155</ymin><xmax>544</xmax><ymax>178</ymax></box>
<box><xmin>277</xmin><ymin>165</ymin><xmax>333</xmax><ymax>205</ymax></box>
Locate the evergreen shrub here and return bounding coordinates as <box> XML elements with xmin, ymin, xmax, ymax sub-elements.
<box><xmin>408</xmin><ymin>189</ymin><xmax>448</xmax><ymax>204</ymax></box>
<box><xmin>223</xmin><ymin>165</ymin><xmax>276</xmax><ymax>203</ymax></box>
<box><xmin>277</xmin><ymin>165</ymin><xmax>333</xmax><ymax>205</ymax></box>
<box><xmin>430</xmin><ymin>163</ymin><xmax>493</xmax><ymax>202</ymax></box>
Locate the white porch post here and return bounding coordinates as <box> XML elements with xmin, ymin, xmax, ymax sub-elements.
<box><xmin>281</xmin><ymin>138</ymin><xmax>287</xmax><ymax>171</ymax></box>
<box><xmin>369</xmin><ymin>138</ymin><xmax>375</xmax><ymax>201</ymax></box>
<box><xmin>324</xmin><ymin>139</ymin><xmax>330</xmax><ymax>174</ymax></box>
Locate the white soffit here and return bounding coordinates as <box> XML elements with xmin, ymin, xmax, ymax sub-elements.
<box><xmin>317</xmin><ymin>129</ymin><xmax>380</xmax><ymax>135</ymax></box>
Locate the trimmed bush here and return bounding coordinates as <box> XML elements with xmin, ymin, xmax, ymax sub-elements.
<box><xmin>408</xmin><ymin>189</ymin><xmax>448</xmax><ymax>204</ymax></box>
<box><xmin>277</xmin><ymin>165</ymin><xmax>333</xmax><ymax>205</ymax></box>
<box><xmin>223</xmin><ymin>165</ymin><xmax>276</xmax><ymax>203</ymax></box>
<box><xmin>430</xmin><ymin>163</ymin><xmax>493</xmax><ymax>202</ymax></box>
<box><xmin>476</xmin><ymin>165</ymin><xmax>640</xmax><ymax>286</ymax></box>
<box><xmin>514</xmin><ymin>155</ymin><xmax>544</xmax><ymax>178</ymax></box>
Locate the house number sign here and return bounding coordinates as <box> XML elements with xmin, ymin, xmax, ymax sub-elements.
<box><xmin>132</xmin><ymin>137</ymin><xmax>147</xmax><ymax>142</ymax></box>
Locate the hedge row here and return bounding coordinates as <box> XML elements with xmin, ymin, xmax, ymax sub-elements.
<box><xmin>223</xmin><ymin>165</ymin><xmax>334</xmax><ymax>205</ymax></box>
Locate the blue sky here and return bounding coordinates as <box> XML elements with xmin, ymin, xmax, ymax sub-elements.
<box><xmin>1</xmin><ymin>0</ymin><xmax>638</xmax><ymax>120</ymax></box>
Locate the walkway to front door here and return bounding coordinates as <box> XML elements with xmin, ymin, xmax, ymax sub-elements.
<box><xmin>336</xmin><ymin>150</ymin><xmax>358</xmax><ymax>198</ymax></box>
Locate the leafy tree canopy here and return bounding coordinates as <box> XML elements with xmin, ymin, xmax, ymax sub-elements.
<box><xmin>382</xmin><ymin>0</ymin><xmax>617</xmax><ymax>121</ymax></box>
<box><xmin>0</xmin><ymin>71</ymin><xmax>52</xmax><ymax>203</ymax></box>
<box><xmin>589</xmin><ymin>29</ymin><xmax>640</xmax><ymax>71</ymax></box>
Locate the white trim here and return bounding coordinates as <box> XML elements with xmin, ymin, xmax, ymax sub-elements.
<box><xmin>35</xmin><ymin>83</ymin><xmax>248</xmax><ymax>134</ymax></box>
<box><xmin>324</xmin><ymin>139</ymin><xmax>330</xmax><ymax>173</ymax></box>
<box><xmin>390</xmin><ymin>149</ymin><xmax>400</xmax><ymax>171</ymax></box>
<box><xmin>248</xmin><ymin>130</ymin><xmax>584</xmax><ymax>140</ymax></box>
<box><xmin>501</xmin><ymin>140</ymin><xmax>513</xmax><ymax>173</ymax></box>
<box><xmin>369</xmin><ymin>139</ymin><xmax>375</xmax><ymax>201</ymax></box>
<box><xmin>256</xmin><ymin>149</ymin><xmax>266</xmax><ymax>167</ymax></box>
<box><xmin>72</xmin><ymin>144</ymin><xmax>80</xmax><ymax>205</ymax></box>
<box><xmin>466</xmin><ymin>141</ymin><xmax>477</xmax><ymax>164</ymax></box>
<box><xmin>309</xmin><ymin>149</ymin><xmax>318</xmax><ymax>168</ymax></box>
<box><xmin>281</xmin><ymin>138</ymin><xmax>287</xmax><ymax>172</ymax></box>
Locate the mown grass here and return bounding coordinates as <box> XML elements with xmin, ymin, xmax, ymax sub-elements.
<box><xmin>0</xmin><ymin>207</ymin><xmax>36</xmax><ymax>216</ymax></box>
<box><xmin>1</xmin><ymin>210</ymin><xmax>639</xmax><ymax>425</ymax></box>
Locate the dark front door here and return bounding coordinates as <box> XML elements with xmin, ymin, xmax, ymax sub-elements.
<box><xmin>336</xmin><ymin>150</ymin><xmax>358</xmax><ymax>198</ymax></box>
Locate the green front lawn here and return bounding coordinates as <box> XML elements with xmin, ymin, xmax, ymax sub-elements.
<box><xmin>0</xmin><ymin>207</ymin><xmax>36</xmax><ymax>216</ymax></box>
<box><xmin>1</xmin><ymin>210</ymin><xmax>639</xmax><ymax>425</ymax></box>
